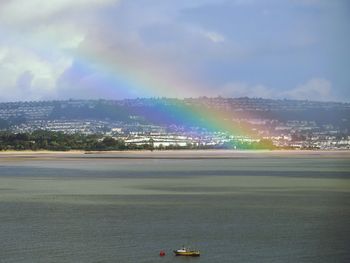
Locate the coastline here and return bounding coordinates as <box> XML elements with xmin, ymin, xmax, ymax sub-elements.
<box><xmin>0</xmin><ymin>149</ymin><xmax>349</xmax><ymax>159</ymax></box>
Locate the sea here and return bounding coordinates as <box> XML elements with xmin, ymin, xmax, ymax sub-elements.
<box><xmin>0</xmin><ymin>151</ymin><xmax>349</xmax><ymax>263</ymax></box>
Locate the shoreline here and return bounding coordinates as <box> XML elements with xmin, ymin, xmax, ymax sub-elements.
<box><xmin>0</xmin><ymin>149</ymin><xmax>349</xmax><ymax>159</ymax></box>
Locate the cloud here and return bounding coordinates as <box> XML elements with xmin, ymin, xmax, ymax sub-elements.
<box><xmin>0</xmin><ymin>45</ymin><xmax>72</xmax><ymax>101</ymax></box>
<box><xmin>16</xmin><ymin>71</ymin><xmax>34</xmax><ymax>92</ymax></box>
<box><xmin>0</xmin><ymin>0</ymin><xmax>119</xmax><ymax>101</ymax></box>
<box><xmin>31</xmin><ymin>23</ymin><xmax>85</xmax><ymax>50</ymax></box>
<box><xmin>219</xmin><ymin>82</ymin><xmax>275</xmax><ymax>98</ymax></box>
<box><xmin>282</xmin><ymin>78</ymin><xmax>333</xmax><ymax>101</ymax></box>
<box><xmin>0</xmin><ymin>0</ymin><xmax>347</xmax><ymax>102</ymax></box>
<box><xmin>220</xmin><ymin>78</ymin><xmax>335</xmax><ymax>101</ymax></box>
<box><xmin>0</xmin><ymin>0</ymin><xmax>118</xmax><ymax>24</ymax></box>
<box><xmin>202</xmin><ymin>31</ymin><xmax>225</xmax><ymax>43</ymax></box>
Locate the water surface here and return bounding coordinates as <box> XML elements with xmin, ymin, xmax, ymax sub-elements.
<box><xmin>0</xmin><ymin>151</ymin><xmax>349</xmax><ymax>262</ymax></box>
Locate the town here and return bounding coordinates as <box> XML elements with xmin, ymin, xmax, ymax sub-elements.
<box><xmin>0</xmin><ymin>97</ymin><xmax>349</xmax><ymax>150</ymax></box>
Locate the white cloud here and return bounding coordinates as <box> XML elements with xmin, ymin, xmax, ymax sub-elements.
<box><xmin>0</xmin><ymin>46</ymin><xmax>72</xmax><ymax>101</ymax></box>
<box><xmin>0</xmin><ymin>0</ymin><xmax>118</xmax><ymax>24</ymax></box>
<box><xmin>220</xmin><ymin>78</ymin><xmax>334</xmax><ymax>101</ymax></box>
<box><xmin>219</xmin><ymin>82</ymin><xmax>275</xmax><ymax>98</ymax></box>
<box><xmin>0</xmin><ymin>48</ymin><xmax>8</xmax><ymax>61</ymax></box>
<box><xmin>31</xmin><ymin>23</ymin><xmax>85</xmax><ymax>50</ymax></box>
<box><xmin>0</xmin><ymin>0</ymin><xmax>345</xmax><ymax>102</ymax></box>
<box><xmin>0</xmin><ymin>0</ymin><xmax>119</xmax><ymax>101</ymax></box>
<box><xmin>203</xmin><ymin>31</ymin><xmax>225</xmax><ymax>43</ymax></box>
<box><xmin>282</xmin><ymin>78</ymin><xmax>333</xmax><ymax>101</ymax></box>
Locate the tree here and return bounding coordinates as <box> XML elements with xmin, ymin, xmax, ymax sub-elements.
<box><xmin>102</xmin><ymin>136</ymin><xmax>117</xmax><ymax>147</ymax></box>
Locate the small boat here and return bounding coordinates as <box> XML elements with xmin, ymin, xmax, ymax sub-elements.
<box><xmin>173</xmin><ymin>247</ymin><xmax>200</xmax><ymax>257</ymax></box>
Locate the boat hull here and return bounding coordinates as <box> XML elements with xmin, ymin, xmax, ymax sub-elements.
<box><xmin>173</xmin><ymin>251</ymin><xmax>200</xmax><ymax>257</ymax></box>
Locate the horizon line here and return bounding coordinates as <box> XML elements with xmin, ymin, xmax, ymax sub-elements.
<box><xmin>0</xmin><ymin>96</ymin><xmax>349</xmax><ymax>105</ymax></box>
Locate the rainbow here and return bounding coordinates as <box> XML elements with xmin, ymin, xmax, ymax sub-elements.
<box><xmin>70</xmin><ymin>40</ymin><xmax>258</xmax><ymax>137</ymax></box>
<box><xmin>9</xmin><ymin>29</ymin><xmax>258</xmax><ymax>138</ymax></box>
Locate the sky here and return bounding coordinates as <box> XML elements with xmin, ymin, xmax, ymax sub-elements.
<box><xmin>0</xmin><ymin>0</ymin><xmax>349</xmax><ymax>102</ymax></box>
